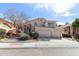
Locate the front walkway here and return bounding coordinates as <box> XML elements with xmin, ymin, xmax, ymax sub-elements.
<box><xmin>0</xmin><ymin>38</ymin><xmax>79</xmax><ymax>48</ymax></box>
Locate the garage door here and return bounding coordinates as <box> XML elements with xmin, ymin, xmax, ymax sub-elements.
<box><xmin>36</xmin><ymin>30</ymin><xmax>51</xmax><ymax>38</ymax></box>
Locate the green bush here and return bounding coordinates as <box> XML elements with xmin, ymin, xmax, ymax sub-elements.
<box><xmin>0</xmin><ymin>29</ymin><xmax>6</xmax><ymax>35</ymax></box>
<box><xmin>62</xmin><ymin>34</ymin><xmax>71</xmax><ymax>38</ymax></box>
<box><xmin>17</xmin><ymin>34</ymin><xmax>30</xmax><ymax>41</ymax></box>
<box><xmin>29</xmin><ymin>32</ymin><xmax>39</xmax><ymax>39</ymax></box>
<box><xmin>0</xmin><ymin>29</ymin><xmax>6</xmax><ymax>40</ymax></box>
<box><xmin>29</xmin><ymin>32</ymin><xmax>33</xmax><ymax>37</ymax></box>
<box><xmin>0</xmin><ymin>35</ymin><xmax>5</xmax><ymax>40</ymax></box>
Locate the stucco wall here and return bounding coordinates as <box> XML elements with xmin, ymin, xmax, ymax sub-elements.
<box><xmin>35</xmin><ymin>27</ymin><xmax>62</xmax><ymax>38</ymax></box>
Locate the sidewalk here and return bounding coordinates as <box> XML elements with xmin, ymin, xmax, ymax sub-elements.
<box><xmin>0</xmin><ymin>38</ymin><xmax>79</xmax><ymax>48</ymax></box>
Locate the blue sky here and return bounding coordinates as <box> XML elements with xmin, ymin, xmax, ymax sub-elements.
<box><xmin>0</xmin><ymin>3</ymin><xmax>79</xmax><ymax>25</ymax></box>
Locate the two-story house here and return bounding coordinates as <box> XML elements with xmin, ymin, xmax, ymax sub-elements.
<box><xmin>29</xmin><ymin>18</ymin><xmax>62</xmax><ymax>40</ymax></box>
<box><xmin>30</xmin><ymin>18</ymin><xmax>56</xmax><ymax>28</ymax></box>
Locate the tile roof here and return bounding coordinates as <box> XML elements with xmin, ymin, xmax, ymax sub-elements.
<box><xmin>30</xmin><ymin>18</ymin><xmax>56</xmax><ymax>23</ymax></box>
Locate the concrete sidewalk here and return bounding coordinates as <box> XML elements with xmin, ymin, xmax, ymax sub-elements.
<box><xmin>0</xmin><ymin>38</ymin><xmax>79</xmax><ymax>48</ymax></box>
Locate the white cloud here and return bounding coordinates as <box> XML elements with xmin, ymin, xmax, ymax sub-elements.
<box><xmin>60</xmin><ymin>11</ymin><xmax>76</xmax><ymax>17</ymax></box>
<box><xmin>33</xmin><ymin>3</ymin><xmax>76</xmax><ymax>17</ymax></box>
<box><xmin>0</xmin><ymin>13</ymin><xmax>4</xmax><ymax>18</ymax></box>
<box><xmin>51</xmin><ymin>3</ymin><xmax>75</xmax><ymax>14</ymax></box>
<box><xmin>33</xmin><ymin>4</ymin><xmax>49</xmax><ymax>11</ymax></box>
<box><xmin>57</xmin><ymin>22</ymin><xmax>65</xmax><ymax>25</ymax></box>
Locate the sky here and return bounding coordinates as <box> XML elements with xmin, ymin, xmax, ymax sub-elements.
<box><xmin>0</xmin><ymin>3</ymin><xmax>79</xmax><ymax>25</ymax></box>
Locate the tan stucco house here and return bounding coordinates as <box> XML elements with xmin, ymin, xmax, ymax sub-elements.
<box><xmin>29</xmin><ymin>18</ymin><xmax>62</xmax><ymax>39</ymax></box>
<box><xmin>30</xmin><ymin>18</ymin><xmax>57</xmax><ymax>28</ymax></box>
<box><xmin>61</xmin><ymin>25</ymin><xmax>73</xmax><ymax>37</ymax></box>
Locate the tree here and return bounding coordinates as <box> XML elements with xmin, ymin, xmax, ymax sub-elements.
<box><xmin>72</xmin><ymin>18</ymin><xmax>79</xmax><ymax>29</ymax></box>
<box><xmin>72</xmin><ymin>18</ymin><xmax>79</xmax><ymax>39</ymax></box>
<box><xmin>16</xmin><ymin>11</ymin><xmax>31</xmax><ymax>32</ymax></box>
<box><xmin>4</xmin><ymin>8</ymin><xmax>31</xmax><ymax>33</ymax></box>
<box><xmin>4</xmin><ymin>8</ymin><xmax>17</xmax><ymax>25</ymax></box>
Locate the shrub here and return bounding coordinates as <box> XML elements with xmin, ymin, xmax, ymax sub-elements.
<box><xmin>0</xmin><ymin>29</ymin><xmax>6</xmax><ymax>40</ymax></box>
<box><xmin>0</xmin><ymin>29</ymin><xmax>6</xmax><ymax>35</ymax></box>
<box><xmin>17</xmin><ymin>34</ymin><xmax>30</xmax><ymax>41</ymax></box>
<box><xmin>62</xmin><ymin>34</ymin><xmax>71</xmax><ymax>38</ymax></box>
<box><xmin>29</xmin><ymin>32</ymin><xmax>39</xmax><ymax>39</ymax></box>
<box><xmin>28</xmin><ymin>32</ymin><xmax>33</xmax><ymax>38</ymax></box>
<box><xmin>0</xmin><ymin>35</ymin><xmax>5</xmax><ymax>40</ymax></box>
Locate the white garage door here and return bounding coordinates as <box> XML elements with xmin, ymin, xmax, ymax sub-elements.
<box><xmin>36</xmin><ymin>30</ymin><xmax>51</xmax><ymax>38</ymax></box>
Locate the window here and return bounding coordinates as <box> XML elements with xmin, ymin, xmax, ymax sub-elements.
<box><xmin>34</xmin><ymin>22</ymin><xmax>37</xmax><ymax>26</ymax></box>
<box><xmin>48</xmin><ymin>23</ymin><xmax>52</xmax><ymax>28</ymax></box>
<box><xmin>41</xmin><ymin>22</ymin><xmax>45</xmax><ymax>27</ymax></box>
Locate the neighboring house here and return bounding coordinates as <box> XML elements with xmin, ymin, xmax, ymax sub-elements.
<box><xmin>60</xmin><ymin>25</ymin><xmax>73</xmax><ymax>37</ymax></box>
<box><xmin>30</xmin><ymin>18</ymin><xmax>57</xmax><ymax>28</ymax></box>
<box><xmin>0</xmin><ymin>18</ymin><xmax>16</xmax><ymax>34</ymax></box>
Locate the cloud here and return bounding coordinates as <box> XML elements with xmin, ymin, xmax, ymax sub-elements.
<box><xmin>33</xmin><ymin>3</ymin><xmax>76</xmax><ymax>17</ymax></box>
<box><xmin>0</xmin><ymin>13</ymin><xmax>4</xmax><ymax>18</ymax></box>
<box><xmin>60</xmin><ymin>11</ymin><xmax>76</xmax><ymax>17</ymax></box>
<box><xmin>57</xmin><ymin>22</ymin><xmax>65</xmax><ymax>25</ymax></box>
<box><xmin>33</xmin><ymin>4</ymin><xmax>49</xmax><ymax>11</ymax></box>
<box><xmin>51</xmin><ymin>3</ymin><xmax>75</xmax><ymax>14</ymax></box>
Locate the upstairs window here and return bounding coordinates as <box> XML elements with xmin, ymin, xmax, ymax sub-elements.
<box><xmin>34</xmin><ymin>22</ymin><xmax>37</xmax><ymax>26</ymax></box>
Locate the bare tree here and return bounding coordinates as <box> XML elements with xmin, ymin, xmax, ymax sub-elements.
<box><xmin>16</xmin><ymin>11</ymin><xmax>31</xmax><ymax>32</ymax></box>
<box><xmin>4</xmin><ymin>8</ymin><xmax>17</xmax><ymax>25</ymax></box>
<box><xmin>4</xmin><ymin>8</ymin><xmax>31</xmax><ymax>33</ymax></box>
